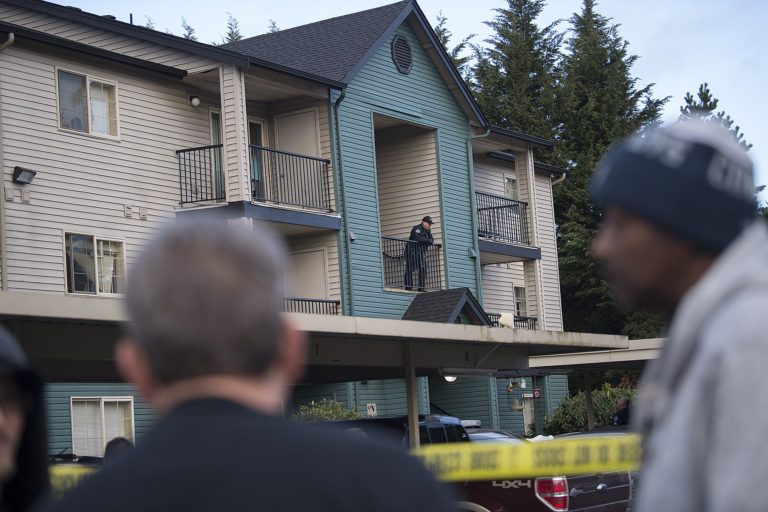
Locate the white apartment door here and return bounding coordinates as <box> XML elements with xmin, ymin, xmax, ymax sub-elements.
<box><xmin>285</xmin><ymin>249</ymin><xmax>327</xmax><ymax>300</ymax></box>
<box><xmin>209</xmin><ymin>110</ymin><xmax>224</xmax><ymax>199</ymax></box>
<box><xmin>275</xmin><ymin>110</ymin><xmax>321</xmax><ymax>207</ymax></box>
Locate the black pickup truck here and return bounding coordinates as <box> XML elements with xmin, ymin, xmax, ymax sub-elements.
<box><xmin>334</xmin><ymin>415</ymin><xmax>631</xmax><ymax>512</ymax></box>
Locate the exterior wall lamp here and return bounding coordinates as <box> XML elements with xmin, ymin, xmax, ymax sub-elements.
<box><xmin>189</xmin><ymin>95</ymin><xmax>201</xmax><ymax>107</ymax></box>
<box><xmin>12</xmin><ymin>166</ymin><xmax>37</xmax><ymax>184</ymax></box>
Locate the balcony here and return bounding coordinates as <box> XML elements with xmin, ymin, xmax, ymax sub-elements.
<box><xmin>249</xmin><ymin>145</ymin><xmax>332</xmax><ymax>212</ymax></box>
<box><xmin>486</xmin><ymin>312</ymin><xmax>538</xmax><ymax>330</ymax></box>
<box><xmin>177</xmin><ymin>144</ymin><xmax>224</xmax><ymax>205</ymax></box>
<box><xmin>281</xmin><ymin>298</ymin><xmax>340</xmax><ymax>315</ymax></box>
<box><xmin>476</xmin><ymin>191</ymin><xmax>530</xmax><ymax>245</ymax></box>
<box><xmin>381</xmin><ymin>236</ymin><xmax>442</xmax><ymax>292</ymax></box>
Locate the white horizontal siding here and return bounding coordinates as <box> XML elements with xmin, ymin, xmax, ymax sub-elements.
<box><xmin>473</xmin><ymin>155</ymin><xmax>514</xmax><ymax>196</ymax></box>
<box><xmin>375</xmin><ymin>126</ymin><xmax>441</xmax><ymax>243</ymax></box>
<box><xmin>534</xmin><ymin>171</ymin><xmax>563</xmax><ymax>331</ymax></box>
<box><xmin>0</xmin><ymin>45</ymin><xmax>211</xmax><ymax>294</ymax></box>
<box><xmin>0</xmin><ymin>5</ymin><xmax>220</xmax><ymax>73</ymax></box>
<box><xmin>481</xmin><ymin>262</ymin><xmax>525</xmax><ymax>315</ymax></box>
<box><xmin>287</xmin><ymin>232</ymin><xmax>341</xmax><ymax>302</ymax></box>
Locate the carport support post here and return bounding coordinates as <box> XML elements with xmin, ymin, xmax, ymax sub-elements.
<box><xmin>584</xmin><ymin>370</ymin><xmax>595</xmax><ymax>430</ymax></box>
<box><xmin>404</xmin><ymin>342</ymin><xmax>420</xmax><ymax>449</ymax></box>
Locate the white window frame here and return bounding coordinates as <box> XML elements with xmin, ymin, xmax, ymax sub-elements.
<box><xmin>504</xmin><ymin>174</ymin><xmax>518</xmax><ymax>201</ymax></box>
<box><xmin>62</xmin><ymin>232</ymin><xmax>126</xmax><ymax>296</ymax></box>
<box><xmin>514</xmin><ymin>285</ymin><xmax>527</xmax><ymax>317</ymax></box>
<box><xmin>55</xmin><ymin>67</ymin><xmax>120</xmax><ymax>140</ymax></box>
<box><xmin>70</xmin><ymin>396</ymin><xmax>135</xmax><ymax>457</ymax></box>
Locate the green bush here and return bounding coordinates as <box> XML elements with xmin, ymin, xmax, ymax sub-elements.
<box><xmin>293</xmin><ymin>398</ymin><xmax>364</xmax><ymax>422</ymax></box>
<box><xmin>543</xmin><ymin>384</ymin><xmax>636</xmax><ymax>435</ymax></box>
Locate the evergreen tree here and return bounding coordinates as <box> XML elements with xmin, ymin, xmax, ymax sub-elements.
<box><xmin>268</xmin><ymin>19</ymin><xmax>280</xmax><ymax>33</ymax></box>
<box><xmin>222</xmin><ymin>13</ymin><xmax>243</xmax><ymax>43</ymax></box>
<box><xmin>181</xmin><ymin>17</ymin><xmax>197</xmax><ymax>41</ymax></box>
<box><xmin>433</xmin><ymin>12</ymin><xmax>475</xmax><ymax>83</ymax></box>
<box><xmin>144</xmin><ymin>16</ymin><xmax>155</xmax><ymax>30</ymax></box>
<box><xmin>471</xmin><ymin>0</ymin><xmax>562</xmax><ymax>142</ymax></box>
<box><xmin>679</xmin><ymin>82</ymin><xmax>751</xmax><ymax>150</ymax></box>
<box><xmin>554</xmin><ymin>0</ymin><xmax>667</xmax><ymax>336</ymax></box>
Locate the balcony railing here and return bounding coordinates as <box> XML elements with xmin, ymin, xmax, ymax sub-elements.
<box><xmin>485</xmin><ymin>312</ymin><xmax>538</xmax><ymax>330</ymax></box>
<box><xmin>281</xmin><ymin>298</ymin><xmax>340</xmax><ymax>315</ymax></box>
<box><xmin>249</xmin><ymin>145</ymin><xmax>332</xmax><ymax>211</ymax></box>
<box><xmin>514</xmin><ymin>316</ymin><xmax>538</xmax><ymax>330</ymax></box>
<box><xmin>177</xmin><ymin>144</ymin><xmax>225</xmax><ymax>205</ymax></box>
<box><xmin>381</xmin><ymin>236</ymin><xmax>442</xmax><ymax>292</ymax></box>
<box><xmin>476</xmin><ymin>191</ymin><xmax>530</xmax><ymax>245</ymax></box>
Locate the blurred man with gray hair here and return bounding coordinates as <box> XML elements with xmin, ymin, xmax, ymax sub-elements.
<box><xmin>590</xmin><ymin>121</ymin><xmax>767</xmax><ymax>511</ymax></box>
<box><xmin>41</xmin><ymin>220</ymin><xmax>455</xmax><ymax>511</ymax></box>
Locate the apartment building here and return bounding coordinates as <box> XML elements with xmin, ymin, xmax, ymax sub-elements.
<box><xmin>0</xmin><ymin>0</ymin><xmax>624</xmax><ymax>456</ymax></box>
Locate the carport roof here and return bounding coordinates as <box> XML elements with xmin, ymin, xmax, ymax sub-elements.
<box><xmin>528</xmin><ymin>338</ymin><xmax>663</xmax><ymax>371</ymax></box>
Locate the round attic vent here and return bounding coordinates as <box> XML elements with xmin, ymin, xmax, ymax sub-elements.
<box><xmin>391</xmin><ymin>35</ymin><xmax>412</xmax><ymax>74</ymax></box>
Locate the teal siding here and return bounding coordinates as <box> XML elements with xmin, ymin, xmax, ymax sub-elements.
<box><xmin>292</xmin><ymin>378</ymin><xmax>429</xmax><ymax>418</ymax></box>
<box><xmin>45</xmin><ymin>383</ymin><xmax>155</xmax><ymax>456</ymax></box>
<box><xmin>338</xmin><ymin>23</ymin><xmax>477</xmax><ymax>318</ymax></box>
<box><xmin>429</xmin><ymin>376</ymin><xmax>498</xmax><ymax>428</ymax></box>
<box><xmin>497</xmin><ymin>377</ymin><xmax>529</xmax><ymax>435</ymax></box>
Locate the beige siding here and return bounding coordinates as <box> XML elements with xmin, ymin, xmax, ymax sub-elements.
<box><xmin>287</xmin><ymin>232</ymin><xmax>341</xmax><ymax>302</ymax></box>
<box><xmin>473</xmin><ymin>155</ymin><xmax>514</xmax><ymax>196</ymax></box>
<box><xmin>0</xmin><ymin>4</ymin><xmax>220</xmax><ymax>73</ymax></box>
<box><xmin>0</xmin><ymin>45</ymin><xmax>210</xmax><ymax>294</ymax></box>
<box><xmin>533</xmin><ymin>171</ymin><xmax>563</xmax><ymax>331</ymax></box>
<box><xmin>481</xmin><ymin>262</ymin><xmax>525</xmax><ymax>314</ymax></box>
<box><xmin>375</xmin><ymin>126</ymin><xmax>441</xmax><ymax>243</ymax></box>
<box><xmin>220</xmin><ymin>65</ymin><xmax>249</xmax><ymax>202</ymax></box>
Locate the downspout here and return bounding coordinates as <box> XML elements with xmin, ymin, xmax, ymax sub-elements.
<box><xmin>551</xmin><ymin>172</ymin><xmax>566</xmax><ymax>186</ymax></box>
<box><xmin>0</xmin><ymin>33</ymin><xmax>14</xmax><ymax>291</ymax></box>
<box><xmin>467</xmin><ymin>127</ymin><xmax>491</xmax><ymax>302</ymax></box>
<box><xmin>332</xmin><ymin>88</ymin><xmax>355</xmax><ymax>315</ymax></box>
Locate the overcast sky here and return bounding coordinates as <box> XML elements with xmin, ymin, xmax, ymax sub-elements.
<box><xmin>51</xmin><ymin>0</ymin><xmax>768</xmax><ymax>200</ymax></box>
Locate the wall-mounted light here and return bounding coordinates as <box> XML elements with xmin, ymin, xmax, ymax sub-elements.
<box><xmin>443</xmin><ymin>375</ymin><xmax>458</xmax><ymax>383</ymax></box>
<box><xmin>12</xmin><ymin>166</ymin><xmax>37</xmax><ymax>184</ymax></box>
<box><xmin>189</xmin><ymin>95</ymin><xmax>201</xmax><ymax>107</ymax></box>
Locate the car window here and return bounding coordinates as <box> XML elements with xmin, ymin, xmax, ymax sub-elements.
<box><xmin>428</xmin><ymin>426</ymin><xmax>447</xmax><ymax>443</ymax></box>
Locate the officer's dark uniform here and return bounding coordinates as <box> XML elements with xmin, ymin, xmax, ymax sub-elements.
<box><xmin>404</xmin><ymin>216</ymin><xmax>434</xmax><ymax>291</ymax></box>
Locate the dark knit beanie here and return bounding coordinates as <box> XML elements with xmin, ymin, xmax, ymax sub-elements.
<box><xmin>591</xmin><ymin>121</ymin><xmax>756</xmax><ymax>252</ymax></box>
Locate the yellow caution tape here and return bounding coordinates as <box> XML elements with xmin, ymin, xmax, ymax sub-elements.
<box><xmin>412</xmin><ymin>434</ymin><xmax>642</xmax><ymax>481</ymax></box>
<box><xmin>49</xmin><ymin>465</ymin><xmax>98</xmax><ymax>499</ymax></box>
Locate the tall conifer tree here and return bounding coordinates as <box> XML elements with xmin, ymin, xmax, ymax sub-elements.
<box><xmin>472</xmin><ymin>0</ymin><xmax>562</xmax><ymax>142</ymax></box>
<box><xmin>554</xmin><ymin>0</ymin><xmax>667</xmax><ymax>336</ymax></box>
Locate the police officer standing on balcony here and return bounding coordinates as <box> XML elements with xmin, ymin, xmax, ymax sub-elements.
<box><xmin>404</xmin><ymin>216</ymin><xmax>434</xmax><ymax>292</ymax></box>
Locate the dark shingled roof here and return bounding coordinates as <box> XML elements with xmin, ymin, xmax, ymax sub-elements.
<box><xmin>402</xmin><ymin>288</ymin><xmax>491</xmax><ymax>326</ymax></box>
<box><xmin>224</xmin><ymin>1</ymin><xmax>411</xmax><ymax>84</ymax></box>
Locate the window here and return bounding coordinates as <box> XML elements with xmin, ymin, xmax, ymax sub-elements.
<box><xmin>514</xmin><ymin>286</ymin><xmax>527</xmax><ymax>316</ymax></box>
<box><xmin>71</xmin><ymin>397</ymin><xmax>134</xmax><ymax>457</ymax></box>
<box><xmin>57</xmin><ymin>70</ymin><xmax>118</xmax><ymax>137</ymax></box>
<box><xmin>65</xmin><ymin>234</ymin><xmax>125</xmax><ymax>295</ymax></box>
<box><xmin>504</xmin><ymin>176</ymin><xmax>518</xmax><ymax>200</ymax></box>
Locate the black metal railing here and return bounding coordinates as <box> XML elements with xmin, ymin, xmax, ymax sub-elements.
<box><xmin>381</xmin><ymin>236</ymin><xmax>442</xmax><ymax>292</ymax></box>
<box><xmin>177</xmin><ymin>144</ymin><xmax>225</xmax><ymax>205</ymax></box>
<box><xmin>514</xmin><ymin>316</ymin><xmax>538</xmax><ymax>330</ymax></box>
<box><xmin>249</xmin><ymin>145</ymin><xmax>332</xmax><ymax>211</ymax></box>
<box><xmin>280</xmin><ymin>298</ymin><xmax>340</xmax><ymax>315</ymax></box>
<box><xmin>476</xmin><ymin>191</ymin><xmax>530</xmax><ymax>245</ymax></box>
<box><xmin>487</xmin><ymin>312</ymin><xmax>501</xmax><ymax>327</ymax></box>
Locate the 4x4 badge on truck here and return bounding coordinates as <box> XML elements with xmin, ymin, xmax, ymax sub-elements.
<box><xmin>492</xmin><ymin>480</ymin><xmax>532</xmax><ymax>489</ymax></box>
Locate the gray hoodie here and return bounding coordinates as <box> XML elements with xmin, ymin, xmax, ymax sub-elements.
<box><xmin>634</xmin><ymin>221</ymin><xmax>768</xmax><ymax>512</ymax></box>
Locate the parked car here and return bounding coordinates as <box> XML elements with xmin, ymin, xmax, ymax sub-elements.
<box><xmin>332</xmin><ymin>415</ymin><xmax>631</xmax><ymax>512</ymax></box>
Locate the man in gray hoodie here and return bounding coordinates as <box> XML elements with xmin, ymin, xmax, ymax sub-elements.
<box><xmin>590</xmin><ymin>121</ymin><xmax>766</xmax><ymax>511</ymax></box>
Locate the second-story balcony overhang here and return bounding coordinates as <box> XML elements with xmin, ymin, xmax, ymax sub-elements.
<box><xmin>476</xmin><ymin>191</ymin><xmax>541</xmax><ymax>264</ymax></box>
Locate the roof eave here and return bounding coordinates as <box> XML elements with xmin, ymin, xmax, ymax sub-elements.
<box><xmin>6</xmin><ymin>0</ymin><xmax>251</xmax><ymax>67</ymax></box>
<box><xmin>489</xmin><ymin>125</ymin><xmax>554</xmax><ymax>150</ymax></box>
<box><xmin>0</xmin><ymin>21</ymin><xmax>187</xmax><ymax>79</ymax></box>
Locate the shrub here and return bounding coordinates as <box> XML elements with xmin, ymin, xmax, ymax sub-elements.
<box><xmin>543</xmin><ymin>384</ymin><xmax>636</xmax><ymax>435</ymax></box>
<box><xmin>293</xmin><ymin>398</ymin><xmax>364</xmax><ymax>422</ymax></box>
